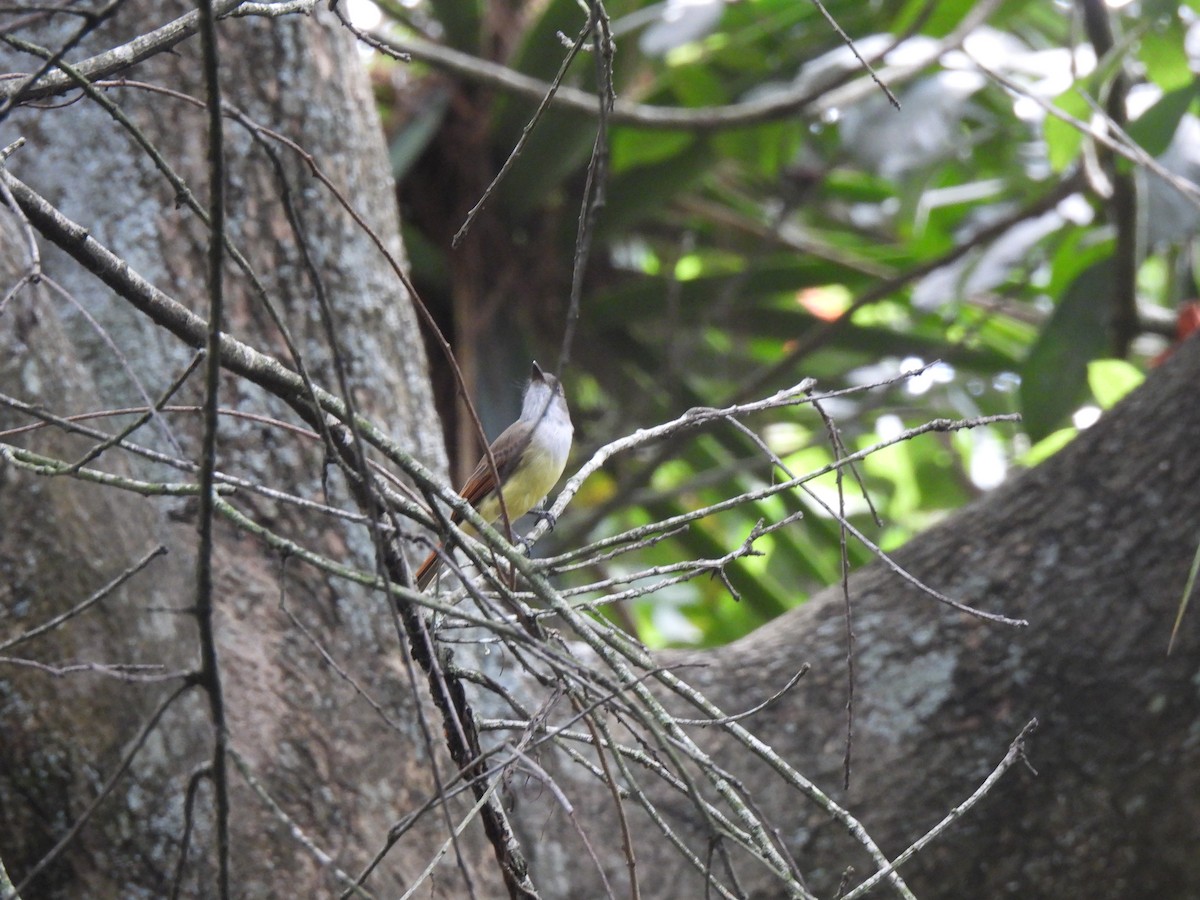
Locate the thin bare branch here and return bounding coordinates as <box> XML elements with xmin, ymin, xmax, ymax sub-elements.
<box><xmin>0</xmin><ymin>543</ymin><xmax>167</xmax><ymax>651</ymax></box>
<box><xmin>840</xmin><ymin>719</ymin><xmax>1039</xmax><ymax>899</ymax></box>
<box><xmin>11</xmin><ymin>683</ymin><xmax>191</xmax><ymax>896</ymax></box>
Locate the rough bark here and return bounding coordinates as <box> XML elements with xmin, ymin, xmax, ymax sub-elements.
<box><xmin>0</xmin><ymin>4</ymin><xmax>496</xmax><ymax>897</ymax></box>
<box><xmin>513</xmin><ymin>338</ymin><xmax>1200</xmax><ymax>899</ymax></box>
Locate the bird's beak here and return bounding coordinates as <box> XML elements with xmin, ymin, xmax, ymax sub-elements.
<box><xmin>531</xmin><ymin>361</ymin><xmax>545</xmax><ymax>381</ymax></box>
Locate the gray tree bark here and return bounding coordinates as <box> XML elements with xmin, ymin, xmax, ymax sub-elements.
<box><xmin>513</xmin><ymin>338</ymin><xmax>1200</xmax><ymax>899</ymax></box>
<box><xmin>0</xmin><ymin>4</ymin><xmax>498</xmax><ymax>897</ymax></box>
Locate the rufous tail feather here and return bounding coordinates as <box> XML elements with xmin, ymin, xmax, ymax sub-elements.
<box><xmin>415</xmin><ymin>547</ymin><xmax>442</xmax><ymax>589</ymax></box>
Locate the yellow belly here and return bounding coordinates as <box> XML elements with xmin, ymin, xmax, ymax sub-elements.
<box><xmin>475</xmin><ymin>443</ymin><xmax>565</xmax><ymax>526</ymax></box>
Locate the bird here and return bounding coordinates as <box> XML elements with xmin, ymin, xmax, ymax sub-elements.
<box><xmin>415</xmin><ymin>361</ymin><xmax>572</xmax><ymax>590</ymax></box>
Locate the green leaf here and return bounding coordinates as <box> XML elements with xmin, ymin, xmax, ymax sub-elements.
<box><xmin>1139</xmin><ymin>16</ymin><xmax>1191</xmax><ymax>91</ymax></box>
<box><xmin>389</xmin><ymin>89</ymin><xmax>451</xmax><ymax>181</ymax></box>
<box><xmin>1043</xmin><ymin>26</ymin><xmax>1149</xmax><ymax>173</ymax></box>
<box><xmin>1125</xmin><ymin>83</ymin><xmax>1196</xmax><ymax>158</ymax></box>
<box><xmin>427</xmin><ymin>0</ymin><xmax>482</xmax><ymax>52</ymax></box>
<box><xmin>1021</xmin><ymin>427</ymin><xmax>1078</xmax><ymax>466</ymax></box>
<box><xmin>598</xmin><ymin>141</ymin><xmax>717</xmax><ymax>235</ymax></box>
<box><xmin>1044</xmin><ymin>90</ymin><xmax>1092</xmax><ymax>172</ymax></box>
<box><xmin>1047</xmin><ymin>231</ymin><xmax>1114</xmax><ymax>295</ymax></box>
<box><xmin>890</xmin><ymin>0</ymin><xmax>977</xmax><ymax>36</ymax></box>
<box><xmin>499</xmin><ymin>0</ymin><xmax>590</xmax><ymax>84</ymax></box>
<box><xmin>491</xmin><ymin>110</ymin><xmax>604</xmax><ymax>218</ymax></box>
<box><xmin>1019</xmin><ymin>258</ymin><xmax>1114</xmax><ymax>440</ymax></box>
<box><xmin>1087</xmin><ymin>358</ymin><xmax>1144</xmax><ymax>408</ymax></box>
<box><xmin>610</xmin><ymin>128</ymin><xmax>697</xmax><ymax>172</ymax></box>
<box><xmin>713</xmin><ymin>120</ymin><xmax>802</xmax><ymax>177</ymax></box>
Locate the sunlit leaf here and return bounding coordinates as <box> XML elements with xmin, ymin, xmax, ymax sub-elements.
<box><xmin>1088</xmin><ymin>358</ymin><xmax>1144</xmax><ymax>409</ymax></box>
<box><xmin>1021</xmin><ymin>426</ymin><xmax>1078</xmax><ymax>466</ymax></box>
<box><xmin>1045</xmin><ymin>90</ymin><xmax>1093</xmax><ymax>172</ymax></box>
<box><xmin>1139</xmin><ymin>15</ymin><xmax>1192</xmax><ymax>92</ymax></box>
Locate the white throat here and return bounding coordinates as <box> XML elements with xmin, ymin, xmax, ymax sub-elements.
<box><xmin>522</xmin><ymin>379</ymin><xmax>573</xmax><ymax>465</ymax></box>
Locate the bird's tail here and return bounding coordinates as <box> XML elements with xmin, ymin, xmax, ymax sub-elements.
<box><xmin>414</xmin><ymin>547</ymin><xmax>441</xmax><ymax>590</ymax></box>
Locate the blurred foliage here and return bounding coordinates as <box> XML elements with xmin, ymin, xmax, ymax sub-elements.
<box><xmin>367</xmin><ymin>0</ymin><xmax>1200</xmax><ymax>646</ymax></box>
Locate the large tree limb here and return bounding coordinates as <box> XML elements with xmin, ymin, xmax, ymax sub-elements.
<box><xmin>514</xmin><ymin>338</ymin><xmax>1200</xmax><ymax>898</ymax></box>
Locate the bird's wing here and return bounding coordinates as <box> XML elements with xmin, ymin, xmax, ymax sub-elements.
<box><xmin>453</xmin><ymin>420</ymin><xmax>533</xmax><ymax>519</ymax></box>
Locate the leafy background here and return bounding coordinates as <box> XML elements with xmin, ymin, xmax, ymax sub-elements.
<box><xmin>357</xmin><ymin>0</ymin><xmax>1195</xmax><ymax>645</ymax></box>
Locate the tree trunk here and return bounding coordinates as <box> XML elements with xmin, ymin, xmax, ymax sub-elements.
<box><xmin>0</xmin><ymin>4</ymin><xmax>494</xmax><ymax>897</ymax></box>
<box><xmin>514</xmin><ymin>338</ymin><xmax>1200</xmax><ymax>898</ymax></box>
